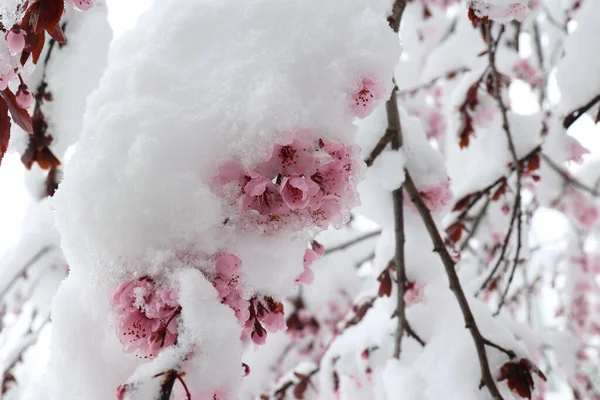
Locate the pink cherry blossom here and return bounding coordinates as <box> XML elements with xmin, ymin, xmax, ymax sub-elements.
<box><xmin>350</xmin><ymin>77</ymin><xmax>384</xmax><ymax>118</ymax></box>
<box><xmin>6</xmin><ymin>27</ymin><xmax>26</xmax><ymax>54</ymax></box>
<box><xmin>280</xmin><ymin>175</ymin><xmax>320</xmax><ymax>210</ymax></box>
<box><xmin>216</xmin><ymin>253</ymin><xmax>242</xmax><ymax>279</ymax></box>
<box><xmin>16</xmin><ymin>85</ymin><xmax>34</xmax><ymax>109</ymax></box>
<box><xmin>213</xmin><ymin>160</ymin><xmax>245</xmax><ymax>190</ymax></box>
<box><xmin>0</xmin><ymin>71</ymin><xmax>15</xmax><ymax>91</ymax></box>
<box><xmin>259</xmin><ymin>134</ymin><xmax>315</xmax><ymax>177</ymax></box>
<box><xmin>242</xmin><ymin>171</ymin><xmax>286</xmax><ymax>215</ymax></box>
<box><xmin>110</xmin><ymin>277</ymin><xmax>180</xmax><ymax>357</ymax></box>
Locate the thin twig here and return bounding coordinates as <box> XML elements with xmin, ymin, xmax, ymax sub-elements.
<box><xmin>483</xmin><ymin>23</ymin><xmax>523</xmax><ymax>311</ymax></box>
<box><xmin>0</xmin><ymin>246</ymin><xmax>54</xmax><ymax>300</ymax></box>
<box><xmin>542</xmin><ymin>153</ymin><xmax>600</xmax><ymax>197</ymax></box>
<box><xmin>459</xmin><ymin>196</ymin><xmax>491</xmax><ymax>253</ymax></box>
<box><xmin>494</xmin><ymin>206</ymin><xmax>523</xmax><ymax>315</ymax></box>
<box><xmin>532</xmin><ymin>22</ymin><xmax>547</xmax><ymax>105</ymax></box>
<box><xmin>324</xmin><ymin>231</ymin><xmax>381</xmax><ymax>255</ymax></box>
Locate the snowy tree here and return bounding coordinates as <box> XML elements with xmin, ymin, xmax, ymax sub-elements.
<box><xmin>0</xmin><ymin>0</ymin><xmax>599</xmax><ymax>399</ymax></box>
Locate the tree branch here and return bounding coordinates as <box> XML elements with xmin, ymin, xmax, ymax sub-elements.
<box><xmin>403</xmin><ymin>172</ymin><xmax>505</xmax><ymax>399</ymax></box>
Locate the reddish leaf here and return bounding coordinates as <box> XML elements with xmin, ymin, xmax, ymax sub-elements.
<box><xmin>526</xmin><ymin>152</ymin><xmax>541</xmax><ymax>173</ymax></box>
<box><xmin>465</xmin><ymin>83</ymin><xmax>479</xmax><ymax>110</ymax></box>
<box><xmin>468</xmin><ymin>7</ymin><xmax>489</xmax><ymax>27</ymax></box>
<box><xmin>377</xmin><ymin>269</ymin><xmax>392</xmax><ymax>297</ymax></box>
<box><xmin>445</xmin><ymin>222</ymin><xmax>464</xmax><ymax>244</ymax></box>
<box><xmin>0</xmin><ymin>99</ymin><xmax>11</xmax><ymax>166</ymax></box>
<box><xmin>0</xmin><ymin>90</ymin><xmax>33</xmax><ymax>134</ymax></box>
<box><xmin>498</xmin><ymin>358</ymin><xmax>547</xmax><ymax>399</ymax></box>
<box><xmin>453</xmin><ymin>193</ymin><xmax>475</xmax><ymax>212</ymax></box>
<box><xmin>492</xmin><ymin>180</ymin><xmax>507</xmax><ymax>201</ymax></box>
<box><xmin>48</xmin><ymin>23</ymin><xmax>66</xmax><ymax>44</ymax></box>
<box><xmin>459</xmin><ymin>116</ymin><xmax>474</xmax><ymax>149</ymax></box>
<box><xmin>23</xmin><ymin>0</ymin><xmax>65</xmax><ymax>35</ymax></box>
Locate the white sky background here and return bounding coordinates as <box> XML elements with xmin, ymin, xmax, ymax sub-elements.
<box><xmin>0</xmin><ymin>0</ymin><xmax>153</xmax><ymax>255</ymax></box>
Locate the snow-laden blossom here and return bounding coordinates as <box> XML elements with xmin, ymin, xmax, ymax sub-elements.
<box><xmin>215</xmin><ymin>132</ymin><xmax>360</xmax><ymax>233</ymax></box>
<box><xmin>110</xmin><ymin>277</ymin><xmax>180</xmax><ymax>358</ymax></box>
<box><xmin>350</xmin><ymin>77</ymin><xmax>385</xmax><ymax>118</ymax></box>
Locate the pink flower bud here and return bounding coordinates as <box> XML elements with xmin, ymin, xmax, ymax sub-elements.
<box><xmin>16</xmin><ymin>84</ymin><xmax>34</xmax><ymax>109</ymax></box>
<box><xmin>73</xmin><ymin>0</ymin><xmax>94</xmax><ymax>11</ymax></box>
<box><xmin>6</xmin><ymin>26</ymin><xmax>26</xmax><ymax>54</ymax></box>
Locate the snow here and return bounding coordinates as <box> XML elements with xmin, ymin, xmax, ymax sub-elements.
<box><xmin>43</xmin><ymin>0</ymin><xmax>401</xmax><ymax>398</ymax></box>
<box><xmin>556</xmin><ymin>0</ymin><xmax>600</xmax><ymax>113</ymax></box>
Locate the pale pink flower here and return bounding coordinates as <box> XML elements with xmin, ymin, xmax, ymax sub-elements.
<box><xmin>110</xmin><ymin>277</ymin><xmax>180</xmax><ymax>357</ymax></box>
<box><xmin>242</xmin><ymin>171</ymin><xmax>286</xmax><ymax>215</ymax></box>
<box><xmin>259</xmin><ymin>133</ymin><xmax>315</xmax><ymax>177</ymax></box>
<box><xmin>216</xmin><ymin>253</ymin><xmax>242</xmax><ymax>279</ymax></box>
<box><xmin>568</xmin><ymin>139</ymin><xmax>589</xmax><ymax>164</ymax></box>
<box><xmin>295</xmin><ymin>267</ymin><xmax>315</xmax><ymax>285</ymax></box>
<box><xmin>15</xmin><ymin>85</ymin><xmax>34</xmax><ymax>109</ymax></box>
<box><xmin>213</xmin><ymin>160</ymin><xmax>245</xmax><ymax>190</ymax></box>
<box><xmin>0</xmin><ymin>72</ymin><xmax>15</xmax><ymax>91</ymax></box>
<box><xmin>350</xmin><ymin>77</ymin><xmax>384</xmax><ymax>118</ymax></box>
<box><xmin>262</xmin><ymin>311</ymin><xmax>287</xmax><ymax>332</ymax></box>
<box><xmin>6</xmin><ymin>27</ymin><xmax>26</xmax><ymax>54</ymax></box>
<box><xmin>280</xmin><ymin>175</ymin><xmax>320</xmax><ymax>210</ymax></box>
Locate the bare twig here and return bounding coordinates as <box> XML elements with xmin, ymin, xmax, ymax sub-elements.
<box><xmin>483</xmin><ymin>23</ymin><xmax>523</xmax><ymax>313</ymax></box>
<box><xmin>459</xmin><ymin>196</ymin><xmax>491</xmax><ymax>253</ymax></box>
<box><xmin>542</xmin><ymin>153</ymin><xmax>600</xmax><ymax>197</ymax></box>
<box><xmin>0</xmin><ymin>246</ymin><xmax>54</xmax><ymax>300</ymax></box>
<box><xmin>324</xmin><ymin>231</ymin><xmax>381</xmax><ymax>255</ymax></box>
<box><xmin>563</xmin><ymin>94</ymin><xmax>600</xmax><ymax>129</ymax></box>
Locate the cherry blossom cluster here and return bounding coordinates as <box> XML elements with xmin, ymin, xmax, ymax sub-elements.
<box><xmin>215</xmin><ymin>132</ymin><xmax>361</xmax><ymax>233</ymax></box>
<box><xmin>244</xmin><ymin>296</ymin><xmax>287</xmax><ymax>345</ymax></box>
<box><xmin>110</xmin><ymin>277</ymin><xmax>180</xmax><ymax>358</ymax></box>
